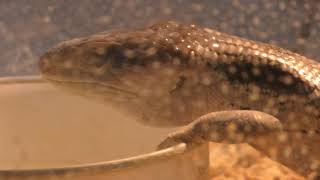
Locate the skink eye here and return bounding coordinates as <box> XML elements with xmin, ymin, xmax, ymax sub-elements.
<box><xmin>170</xmin><ymin>75</ymin><xmax>187</xmax><ymax>93</ymax></box>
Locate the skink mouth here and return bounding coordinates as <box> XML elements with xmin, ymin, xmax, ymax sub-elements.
<box><xmin>43</xmin><ymin>76</ymin><xmax>139</xmax><ymax>99</ymax></box>
<box><xmin>283</xmin><ymin>128</ymin><xmax>320</xmax><ymax>135</ymax></box>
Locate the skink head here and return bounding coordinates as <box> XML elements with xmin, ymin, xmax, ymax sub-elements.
<box><xmin>39</xmin><ymin>22</ymin><xmax>208</xmax><ymax>126</ymax></box>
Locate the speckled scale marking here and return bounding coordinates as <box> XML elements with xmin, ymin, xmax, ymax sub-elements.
<box><xmin>39</xmin><ymin>21</ymin><xmax>320</xmax><ymax>177</ymax></box>
<box><xmin>152</xmin><ymin>21</ymin><xmax>320</xmax><ymax>93</ymax></box>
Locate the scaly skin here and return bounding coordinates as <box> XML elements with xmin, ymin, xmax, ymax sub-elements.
<box><xmin>157</xmin><ymin>110</ymin><xmax>283</xmax><ymax>149</ymax></box>
<box><xmin>39</xmin><ymin>21</ymin><xmax>320</xmax><ymax>177</ymax></box>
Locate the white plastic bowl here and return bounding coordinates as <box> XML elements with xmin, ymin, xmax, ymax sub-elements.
<box><xmin>0</xmin><ymin>76</ymin><xmax>209</xmax><ymax>180</ymax></box>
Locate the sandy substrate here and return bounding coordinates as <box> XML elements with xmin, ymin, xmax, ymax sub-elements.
<box><xmin>209</xmin><ymin>143</ymin><xmax>304</xmax><ymax>180</ymax></box>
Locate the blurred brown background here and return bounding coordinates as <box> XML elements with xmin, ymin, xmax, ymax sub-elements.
<box><xmin>0</xmin><ymin>0</ymin><xmax>319</xmax><ymax>76</ymax></box>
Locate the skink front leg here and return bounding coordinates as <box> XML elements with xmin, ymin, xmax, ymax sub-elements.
<box><xmin>157</xmin><ymin>110</ymin><xmax>283</xmax><ymax>150</ymax></box>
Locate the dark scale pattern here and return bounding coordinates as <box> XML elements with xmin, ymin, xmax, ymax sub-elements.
<box><xmin>40</xmin><ymin>21</ymin><xmax>320</xmax><ymax>177</ymax></box>
<box><xmin>151</xmin><ymin>21</ymin><xmax>320</xmax><ymax>94</ymax></box>
<box><xmin>211</xmin><ymin>61</ymin><xmax>313</xmax><ymax>95</ymax></box>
